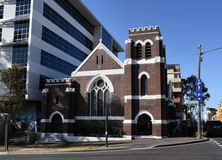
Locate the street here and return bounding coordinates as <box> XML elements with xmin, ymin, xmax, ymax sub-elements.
<box><xmin>0</xmin><ymin>139</ymin><xmax>222</xmax><ymax>160</ymax></box>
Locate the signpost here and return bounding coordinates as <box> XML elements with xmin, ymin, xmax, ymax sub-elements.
<box><xmin>196</xmin><ymin>79</ymin><xmax>202</xmax><ymax>101</ymax></box>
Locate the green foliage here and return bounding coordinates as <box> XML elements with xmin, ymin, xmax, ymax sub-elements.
<box><xmin>183</xmin><ymin>75</ymin><xmax>210</xmax><ymax>112</ymax></box>
<box><xmin>0</xmin><ymin>65</ymin><xmax>26</xmax><ymax>113</ymax></box>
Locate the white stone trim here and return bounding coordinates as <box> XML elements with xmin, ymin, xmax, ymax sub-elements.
<box><xmin>63</xmin><ymin>135</ymin><xmax>131</xmax><ymax>142</ymax></box>
<box><xmin>41</xmin><ymin>111</ymin><xmax>76</xmax><ymax>123</ymax></box>
<box><xmin>73</xmin><ymin>69</ymin><xmax>124</xmax><ymax>77</ymax></box>
<box><xmin>123</xmin><ymin>135</ymin><xmax>133</xmax><ymax>140</ymax></box>
<box><xmin>40</xmin><ymin>119</ymin><xmax>50</xmax><ymax>123</ymax></box>
<box><xmin>75</xmin><ymin>116</ymin><xmax>124</xmax><ymax>120</ymax></box>
<box><xmin>129</xmin><ymin>25</ymin><xmax>159</xmax><ymax>32</ymax></box>
<box><xmin>134</xmin><ymin>110</ymin><xmax>155</xmax><ymax>124</ymax></box>
<box><xmin>40</xmin><ymin>133</ymin><xmax>71</xmax><ymax>139</ymax></box>
<box><xmin>49</xmin><ymin>111</ymin><xmax>64</xmax><ymax>123</ymax></box>
<box><xmin>123</xmin><ymin>120</ymin><xmax>136</xmax><ymax>124</ymax></box>
<box><xmin>124</xmin><ymin>95</ymin><xmax>165</xmax><ymax>103</ymax></box>
<box><xmin>46</xmin><ymin>78</ymin><xmax>71</xmax><ymax>83</ymax></box>
<box><xmin>71</xmin><ymin>42</ymin><xmax>124</xmax><ymax>77</ymax></box>
<box><xmin>138</xmin><ymin>71</ymin><xmax>150</xmax><ymax>79</ymax></box>
<box><xmin>143</xmin><ymin>39</ymin><xmax>154</xmax><ymax>45</ymax></box>
<box><xmin>125</xmin><ymin>39</ymin><xmax>132</xmax><ymax>44</ymax></box>
<box><xmin>134</xmin><ymin>40</ymin><xmax>143</xmax><ymax>46</ymax></box>
<box><xmin>122</xmin><ymin>119</ymin><xmax>177</xmax><ymax>124</ymax></box>
<box><xmin>40</xmin><ymin>118</ymin><xmax>76</xmax><ymax>123</ymax></box>
<box><xmin>124</xmin><ymin>57</ymin><xmax>165</xmax><ymax>65</ymax></box>
<box><xmin>86</xmin><ymin>74</ymin><xmax>115</xmax><ymax>93</ymax></box>
<box><xmin>155</xmin><ymin>36</ymin><xmax>163</xmax><ymax>41</ymax></box>
<box><xmin>154</xmin><ymin>120</ymin><xmax>168</xmax><ymax>124</ymax></box>
<box><xmin>134</xmin><ymin>135</ymin><xmax>163</xmax><ymax>139</ymax></box>
<box><xmin>63</xmin><ymin>119</ymin><xmax>76</xmax><ymax>123</ymax></box>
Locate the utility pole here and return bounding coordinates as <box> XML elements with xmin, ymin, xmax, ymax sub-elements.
<box><xmin>197</xmin><ymin>44</ymin><xmax>202</xmax><ymax>139</ymax></box>
<box><xmin>196</xmin><ymin>44</ymin><xmax>222</xmax><ymax>139</ymax></box>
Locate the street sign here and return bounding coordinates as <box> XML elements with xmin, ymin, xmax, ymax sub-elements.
<box><xmin>196</xmin><ymin>79</ymin><xmax>202</xmax><ymax>101</ymax></box>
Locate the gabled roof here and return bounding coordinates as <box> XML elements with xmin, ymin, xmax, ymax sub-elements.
<box><xmin>71</xmin><ymin>42</ymin><xmax>124</xmax><ymax>77</ymax></box>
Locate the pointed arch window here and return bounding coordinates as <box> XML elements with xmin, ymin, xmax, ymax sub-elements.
<box><xmin>89</xmin><ymin>78</ymin><xmax>111</xmax><ymax>116</ymax></box>
<box><xmin>136</xmin><ymin>43</ymin><xmax>142</xmax><ymax>60</ymax></box>
<box><xmin>145</xmin><ymin>42</ymin><xmax>152</xmax><ymax>59</ymax></box>
<box><xmin>141</xmin><ymin>75</ymin><xmax>148</xmax><ymax>95</ymax></box>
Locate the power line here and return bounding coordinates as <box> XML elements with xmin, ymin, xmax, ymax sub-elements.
<box><xmin>202</xmin><ymin>46</ymin><xmax>222</xmax><ymax>54</ymax></box>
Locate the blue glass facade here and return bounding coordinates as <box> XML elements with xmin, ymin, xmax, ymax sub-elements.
<box><xmin>40</xmin><ymin>50</ymin><xmax>77</xmax><ymax>75</ymax></box>
<box><xmin>54</xmin><ymin>0</ymin><xmax>94</xmax><ymax>35</ymax></box>
<box><xmin>14</xmin><ymin>20</ymin><xmax>29</xmax><ymax>42</ymax></box>
<box><xmin>0</xmin><ymin>5</ymin><xmax>3</xmax><ymax>19</ymax></box>
<box><xmin>42</xmin><ymin>26</ymin><xmax>88</xmax><ymax>62</ymax></box>
<box><xmin>0</xmin><ymin>28</ymin><xmax>2</xmax><ymax>42</ymax></box>
<box><xmin>43</xmin><ymin>3</ymin><xmax>93</xmax><ymax>50</ymax></box>
<box><xmin>12</xmin><ymin>45</ymin><xmax>28</xmax><ymax>66</ymax></box>
<box><xmin>15</xmin><ymin>0</ymin><xmax>31</xmax><ymax>16</ymax></box>
<box><xmin>102</xmin><ymin>28</ymin><xmax>112</xmax><ymax>51</ymax></box>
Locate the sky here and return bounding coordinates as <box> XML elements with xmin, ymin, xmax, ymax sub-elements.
<box><xmin>82</xmin><ymin>0</ymin><xmax>222</xmax><ymax>109</ymax></box>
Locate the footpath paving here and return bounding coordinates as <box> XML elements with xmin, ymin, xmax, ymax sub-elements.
<box><xmin>99</xmin><ymin>137</ymin><xmax>209</xmax><ymax>150</ymax></box>
<box><xmin>0</xmin><ymin>137</ymin><xmax>208</xmax><ymax>155</ymax></box>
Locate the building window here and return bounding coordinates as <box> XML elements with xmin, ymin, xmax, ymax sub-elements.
<box><xmin>42</xmin><ymin>26</ymin><xmax>88</xmax><ymax>62</ymax></box>
<box><xmin>136</xmin><ymin>43</ymin><xmax>142</xmax><ymax>60</ymax></box>
<box><xmin>12</xmin><ymin>45</ymin><xmax>28</xmax><ymax>66</ymax></box>
<box><xmin>89</xmin><ymin>79</ymin><xmax>111</xmax><ymax>116</ymax></box>
<box><xmin>0</xmin><ymin>28</ymin><xmax>2</xmax><ymax>42</ymax></box>
<box><xmin>0</xmin><ymin>5</ymin><xmax>4</xmax><ymax>19</ymax></box>
<box><xmin>41</xmin><ymin>50</ymin><xmax>77</xmax><ymax>75</ymax></box>
<box><xmin>141</xmin><ymin>75</ymin><xmax>148</xmax><ymax>96</ymax></box>
<box><xmin>43</xmin><ymin>3</ymin><xmax>93</xmax><ymax>50</ymax></box>
<box><xmin>54</xmin><ymin>0</ymin><xmax>94</xmax><ymax>35</ymax></box>
<box><xmin>14</xmin><ymin>20</ymin><xmax>29</xmax><ymax>42</ymax></box>
<box><xmin>15</xmin><ymin>0</ymin><xmax>31</xmax><ymax>16</ymax></box>
<box><xmin>145</xmin><ymin>42</ymin><xmax>152</xmax><ymax>59</ymax></box>
<box><xmin>55</xmin><ymin>96</ymin><xmax>59</xmax><ymax>105</ymax></box>
<box><xmin>101</xmin><ymin>55</ymin><xmax>103</xmax><ymax>64</ymax></box>
<box><xmin>96</xmin><ymin>56</ymin><xmax>98</xmax><ymax>64</ymax></box>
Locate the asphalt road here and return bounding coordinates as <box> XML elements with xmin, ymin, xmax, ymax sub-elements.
<box><xmin>1</xmin><ymin>139</ymin><xmax>222</xmax><ymax>160</ymax></box>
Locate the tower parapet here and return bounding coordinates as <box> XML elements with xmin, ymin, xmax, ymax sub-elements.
<box><xmin>129</xmin><ymin>25</ymin><xmax>160</xmax><ymax>35</ymax></box>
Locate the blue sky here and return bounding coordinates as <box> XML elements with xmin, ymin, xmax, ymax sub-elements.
<box><xmin>82</xmin><ymin>0</ymin><xmax>222</xmax><ymax>108</ymax></box>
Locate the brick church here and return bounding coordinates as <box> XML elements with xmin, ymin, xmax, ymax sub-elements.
<box><xmin>41</xmin><ymin>26</ymin><xmax>175</xmax><ymax>140</ymax></box>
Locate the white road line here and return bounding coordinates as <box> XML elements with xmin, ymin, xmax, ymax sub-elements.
<box><xmin>211</xmin><ymin>139</ymin><xmax>222</xmax><ymax>149</ymax></box>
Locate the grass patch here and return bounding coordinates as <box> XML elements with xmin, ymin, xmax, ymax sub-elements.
<box><xmin>0</xmin><ymin>145</ymin><xmax>98</xmax><ymax>153</ymax></box>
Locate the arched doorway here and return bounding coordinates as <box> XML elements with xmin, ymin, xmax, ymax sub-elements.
<box><xmin>137</xmin><ymin>114</ymin><xmax>152</xmax><ymax>135</ymax></box>
<box><xmin>51</xmin><ymin>114</ymin><xmax>63</xmax><ymax>133</ymax></box>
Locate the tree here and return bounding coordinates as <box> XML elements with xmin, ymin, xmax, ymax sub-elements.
<box><xmin>183</xmin><ymin>75</ymin><xmax>210</xmax><ymax>113</ymax></box>
<box><xmin>0</xmin><ymin>65</ymin><xmax>26</xmax><ymax>114</ymax></box>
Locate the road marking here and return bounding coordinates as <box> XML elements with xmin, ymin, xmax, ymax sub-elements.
<box><xmin>211</xmin><ymin>139</ymin><xmax>222</xmax><ymax>149</ymax></box>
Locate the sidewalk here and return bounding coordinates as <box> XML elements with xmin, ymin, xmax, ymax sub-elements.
<box><xmin>0</xmin><ymin>137</ymin><xmax>208</xmax><ymax>154</ymax></box>
<box><xmin>101</xmin><ymin>137</ymin><xmax>209</xmax><ymax>150</ymax></box>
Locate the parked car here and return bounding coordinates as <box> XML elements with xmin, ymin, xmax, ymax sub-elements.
<box><xmin>204</xmin><ymin>120</ymin><xmax>222</xmax><ymax>137</ymax></box>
